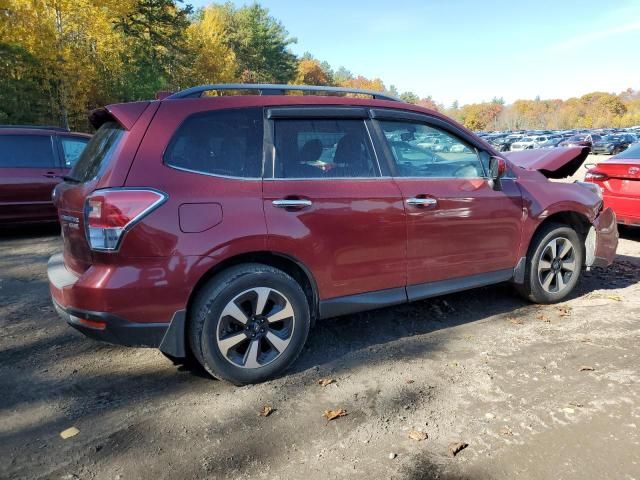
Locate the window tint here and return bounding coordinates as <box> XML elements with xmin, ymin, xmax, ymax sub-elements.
<box><xmin>69</xmin><ymin>122</ymin><xmax>124</xmax><ymax>182</ymax></box>
<box><xmin>378</xmin><ymin>121</ymin><xmax>484</xmax><ymax>178</ymax></box>
<box><xmin>60</xmin><ymin>137</ymin><xmax>89</xmax><ymax>168</ymax></box>
<box><xmin>165</xmin><ymin>108</ymin><xmax>263</xmax><ymax>178</ymax></box>
<box><xmin>274</xmin><ymin>119</ymin><xmax>377</xmax><ymax>178</ymax></box>
<box><xmin>0</xmin><ymin>135</ymin><xmax>55</xmax><ymax>168</ymax></box>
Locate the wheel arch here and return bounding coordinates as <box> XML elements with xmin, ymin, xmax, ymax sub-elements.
<box><xmin>527</xmin><ymin>210</ymin><xmax>592</xmax><ymax>259</ymax></box>
<box><xmin>186</xmin><ymin>251</ymin><xmax>319</xmax><ymax>327</ymax></box>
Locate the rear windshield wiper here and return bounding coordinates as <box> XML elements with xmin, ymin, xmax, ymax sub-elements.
<box><xmin>62</xmin><ymin>175</ymin><xmax>81</xmax><ymax>183</ymax></box>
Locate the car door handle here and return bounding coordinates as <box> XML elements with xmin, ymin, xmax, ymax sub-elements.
<box><xmin>43</xmin><ymin>172</ymin><xmax>58</xmax><ymax>178</ymax></box>
<box><xmin>406</xmin><ymin>197</ymin><xmax>438</xmax><ymax>207</ymax></box>
<box><xmin>272</xmin><ymin>199</ymin><xmax>313</xmax><ymax>209</ymax></box>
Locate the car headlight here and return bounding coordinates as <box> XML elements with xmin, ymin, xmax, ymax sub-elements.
<box><xmin>574</xmin><ymin>180</ymin><xmax>603</xmax><ymax>200</ymax></box>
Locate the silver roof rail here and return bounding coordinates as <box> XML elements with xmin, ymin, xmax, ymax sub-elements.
<box><xmin>165</xmin><ymin>83</ymin><xmax>401</xmax><ymax>102</ymax></box>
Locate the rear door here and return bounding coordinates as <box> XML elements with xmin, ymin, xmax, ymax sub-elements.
<box><xmin>263</xmin><ymin>108</ymin><xmax>407</xmax><ymax>308</ymax></box>
<box><xmin>0</xmin><ymin>133</ymin><xmax>62</xmax><ymax>223</ymax></box>
<box><xmin>371</xmin><ymin>110</ymin><xmax>523</xmax><ymax>298</ymax></box>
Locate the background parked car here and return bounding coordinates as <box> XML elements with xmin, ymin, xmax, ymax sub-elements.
<box><xmin>558</xmin><ymin>133</ymin><xmax>602</xmax><ymax>150</ymax></box>
<box><xmin>0</xmin><ymin>126</ymin><xmax>90</xmax><ymax>225</ymax></box>
<box><xmin>591</xmin><ymin>134</ymin><xmax>636</xmax><ymax>155</ymax></box>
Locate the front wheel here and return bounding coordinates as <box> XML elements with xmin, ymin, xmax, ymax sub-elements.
<box><xmin>516</xmin><ymin>223</ymin><xmax>584</xmax><ymax>303</ymax></box>
<box><xmin>188</xmin><ymin>264</ymin><xmax>311</xmax><ymax>385</ymax></box>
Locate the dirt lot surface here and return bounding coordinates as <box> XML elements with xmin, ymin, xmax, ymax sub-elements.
<box><xmin>2</xmin><ymin>203</ymin><xmax>640</xmax><ymax>478</ymax></box>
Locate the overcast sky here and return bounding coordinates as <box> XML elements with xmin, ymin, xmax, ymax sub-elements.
<box><xmin>189</xmin><ymin>0</ymin><xmax>640</xmax><ymax>106</ymax></box>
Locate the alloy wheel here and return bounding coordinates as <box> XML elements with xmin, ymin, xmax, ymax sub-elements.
<box><xmin>537</xmin><ymin>237</ymin><xmax>577</xmax><ymax>294</ymax></box>
<box><xmin>216</xmin><ymin>287</ymin><xmax>295</xmax><ymax>369</ymax></box>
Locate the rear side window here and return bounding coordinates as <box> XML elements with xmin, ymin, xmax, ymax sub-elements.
<box><xmin>165</xmin><ymin>108</ymin><xmax>263</xmax><ymax>178</ymax></box>
<box><xmin>69</xmin><ymin>122</ymin><xmax>124</xmax><ymax>182</ymax></box>
<box><xmin>60</xmin><ymin>137</ymin><xmax>89</xmax><ymax>168</ymax></box>
<box><xmin>273</xmin><ymin>119</ymin><xmax>377</xmax><ymax>178</ymax></box>
<box><xmin>0</xmin><ymin>135</ymin><xmax>55</xmax><ymax>168</ymax></box>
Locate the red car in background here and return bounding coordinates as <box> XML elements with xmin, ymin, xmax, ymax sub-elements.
<box><xmin>586</xmin><ymin>143</ymin><xmax>640</xmax><ymax>226</ymax></box>
<box><xmin>0</xmin><ymin>126</ymin><xmax>90</xmax><ymax>225</ymax></box>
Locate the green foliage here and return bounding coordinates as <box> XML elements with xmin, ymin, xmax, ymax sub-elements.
<box><xmin>225</xmin><ymin>3</ymin><xmax>297</xmax><ymax>83</ymax></box>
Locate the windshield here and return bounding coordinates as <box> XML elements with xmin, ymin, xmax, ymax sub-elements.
<box><xmin>602</xmin><ymin>135</ymin><xmax>622</xmax><ymax>142</ymax></box>
<box><xmin>68</xmin><ymin>122</ymin><xmax>124</xmax><ymax>182</ymax></box>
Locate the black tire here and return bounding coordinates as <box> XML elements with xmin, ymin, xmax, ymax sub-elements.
<box><xmin>188</xmin><ymin>263</ymin><xmax>310</xmax><ymax>385</ymax></box>
<box><xmin>516</xmin><ymin>223</ymin><xmax>584</xmax><ymax>304</ymax></box>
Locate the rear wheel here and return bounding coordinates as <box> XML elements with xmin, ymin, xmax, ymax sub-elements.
<box><xmin>188</xmin><ymin>264</ymin><xmax>310</xmax><ymax>385</ymax></box>
<box><xmin>516</xmin><ymin>223</ymin><xmax>584</xmax><ymax>303</ymax></box>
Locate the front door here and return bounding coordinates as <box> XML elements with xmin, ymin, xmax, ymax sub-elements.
<box><xmin>263</xmin><ymin>112</ymin><xmax>407</xmax><ymax>306</ymax></box>
<box><xmin>374</xmin><ymin>117</ymin><xmax>523</xmax><ymax>297</ymax></box>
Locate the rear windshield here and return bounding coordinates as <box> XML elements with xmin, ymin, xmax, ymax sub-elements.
<box><xmin>615</xmin><ymin>143</ymin><xmax>640</xmax><ymax>159</ymax></box>
<box><xmin>68</xmin><ymin>122</ymin><xmax>124</xmax><ymax>182</ymax></box>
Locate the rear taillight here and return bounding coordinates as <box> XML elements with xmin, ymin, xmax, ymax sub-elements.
<box><xmin>84</xmin><ymin>189</ymin><xmax>167</xmax><ymax>251</ymax></box>
<box><xmin>584</xmin><ymin>170</ymin><xmax>608</xmax><ymax>181</ymax></box>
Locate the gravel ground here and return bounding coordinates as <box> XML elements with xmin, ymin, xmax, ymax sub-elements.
<box><xmin>1</xmin><ymin>185</ymin><xmax>639</xmax><ymax>479</ymax></box>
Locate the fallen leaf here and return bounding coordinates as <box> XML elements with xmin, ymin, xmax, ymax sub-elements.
<box><xmin>405</xmin><ymin>379</ymin><xmax>415</xmax><ymax>384</ymax></box>
<box><xmin>509</xmin><ymin>318</ymin><xmax>523</xmax><ymax>325</ymax></box>
<box><xmin>60</xmin><ymin>427</ymin><xmax>80</xmax><ymax>439</ymax></box>
<box><xmin>537</xmin><ymin>314</ymin><xmax>550</xmax><ymax>323</ymax></box>
<box><xmin>259</xmin><ymin>405</ymin><xmax>274</xmax><ymax>417</ymax></box>
<box><xmin>499</xmin><ymin>427</ymin><xmax>513</xmax><ymax>436</ymax></box>
<box><xmin>579</xmin><ymin>366</ymin><xmax>595</xmax><ymax>372</ymax></box>
<box><xmin>607</xmin><ymin>295</ymin><xmax>622</xmax><ymax>302</ymax></box>
<box><xmin>569</xmin><ymin>401</ymin><xmax>584</xmax><ymax>408</ymax></box>
<box><xmin>555</xmin><ymin>306</ymin><xmax>572</xmax><ymax>317</ymax></box>
<box><xmin>318</xmin><ymin>378</ymin><xmax>334</xmax><ymax>387</ymax></box>
<box><xmin>448</xmin><ymin>442</ymin><xmax>469</xmax><ymax>457</ymax></box>
<box><xmin>323</xmin><ymin>409</ymin><xmax>347</xmax><ymax>422</ymax></box>
<box><xmin>408</xmin><ymin>430</ymin><xmax>428</xmax><ymax>441</ymax></box>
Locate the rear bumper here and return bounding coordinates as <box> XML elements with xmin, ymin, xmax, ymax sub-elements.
<box><xmin>47</xmin><ymin>253</ymin><xmax>186</xmax><ymax>353</ymax></box>
<box><xmin>52</xmin><ymin>299</ymin><xmax>169</xmax><ymax>347</ymax></box>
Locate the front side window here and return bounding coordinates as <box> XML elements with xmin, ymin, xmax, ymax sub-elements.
<box><xmin>165</xmin><ymin>108</ymin><xmax>263</xmax><ymax>178</ymax></box>
<box><xmin>273</xmin><ymin>119</ymin><xmax>377</xmax><ymax>178</ymax></box>
<box><xmin>60</xmin><ymin>137</ymin><xmax>89</xmax><ymax>168</ymax></box>
<box><xmin>378</xmin><ymin>120</ymin><xmax>484</xmax><ymax>178</ymax></box>
<box><xmin>0</xmin><ymin>135</ymin><xmax>55</xmax><ymax>168</ymax></box>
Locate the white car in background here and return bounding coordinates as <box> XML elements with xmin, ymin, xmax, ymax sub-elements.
<box><xmin>510</xmin><ymin>135</ymin><xmax>559</xmax><ymax>150</ymax></box>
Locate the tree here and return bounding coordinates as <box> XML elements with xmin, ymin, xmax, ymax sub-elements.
<box><xmin>226</xmin><ymin>3</ymin><xmax>297</xmax><ymax>83</ymax></box>
<box><xmin>181</xmin><ymin>4</ymin><xmax>237</xmax><ymax>86</ymax></box>
<box><xmin>114</xmin><ymin>0</ymin><xmax>192</xmax><ymax>101</ymax></box>
<box><xmin>400</xmin><ymin>91</ymin><xmax>419</xmax><ymax>103</ymax></box>
<box><xmin>294</xmin><ymin>57</ymin><xmax>330</xmax><ymax>85</ymax></box>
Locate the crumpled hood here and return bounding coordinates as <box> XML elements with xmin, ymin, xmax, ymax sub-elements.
<box><xmin>504</xmin><ymin>146</ymin><xmax>590</xmax><ymax>179</ymax></box>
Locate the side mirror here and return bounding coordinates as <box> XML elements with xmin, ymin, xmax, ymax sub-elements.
<box><xmin>489</xmin><ymin>156</ymin><xmax>507</xmax><ymax>180</ymax></box>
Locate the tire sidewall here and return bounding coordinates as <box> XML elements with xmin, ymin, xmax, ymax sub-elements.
<box><xmin>199</xmin><ymin>269</ymin><xmax>310</xmax><ymax>385</ymax></box>
<box><xmin>528</xmin><ymin>226</ymin><xmax>583</xmax><ymax>303</ymax></box>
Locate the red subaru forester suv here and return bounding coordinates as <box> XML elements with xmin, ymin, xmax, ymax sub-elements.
<box><xmin>48</xmin><ymin>84</ymin><xmax>618</xmax><ymax>385</ymax></box>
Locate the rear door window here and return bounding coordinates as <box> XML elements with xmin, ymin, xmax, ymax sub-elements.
<box><xmin>69</xmin><ymin>122</ymin><xmax>124</xmax><ymax>182</ymax></box>
<box><xmin>164</xmin><ymin>108</ymin><xmax>263</xmax><ymax>178</ymax></box>
<box><xmin>0</xmin><ymin>135</ymin><xmax>56</xmax><ymax>168</ymax></box>
<box><xmin>59</xmin><ymin>136</ymin><xmax>90</xmax><ymax>168</ymax></box>
<box><xmin>273</xmin><ymin>119</ymin><xmax>378</xmax><ymax>178</ymax></box>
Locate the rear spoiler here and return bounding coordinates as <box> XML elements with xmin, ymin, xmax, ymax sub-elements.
<box><xmin>505</xmin><ymin>146</ymin><xmax>590</xmax><ymax>179</ymax></box>
<box><xmin>88</xmin><ymin>101</ymin><xmax>150</xmax><ymax>130</ymax></box>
